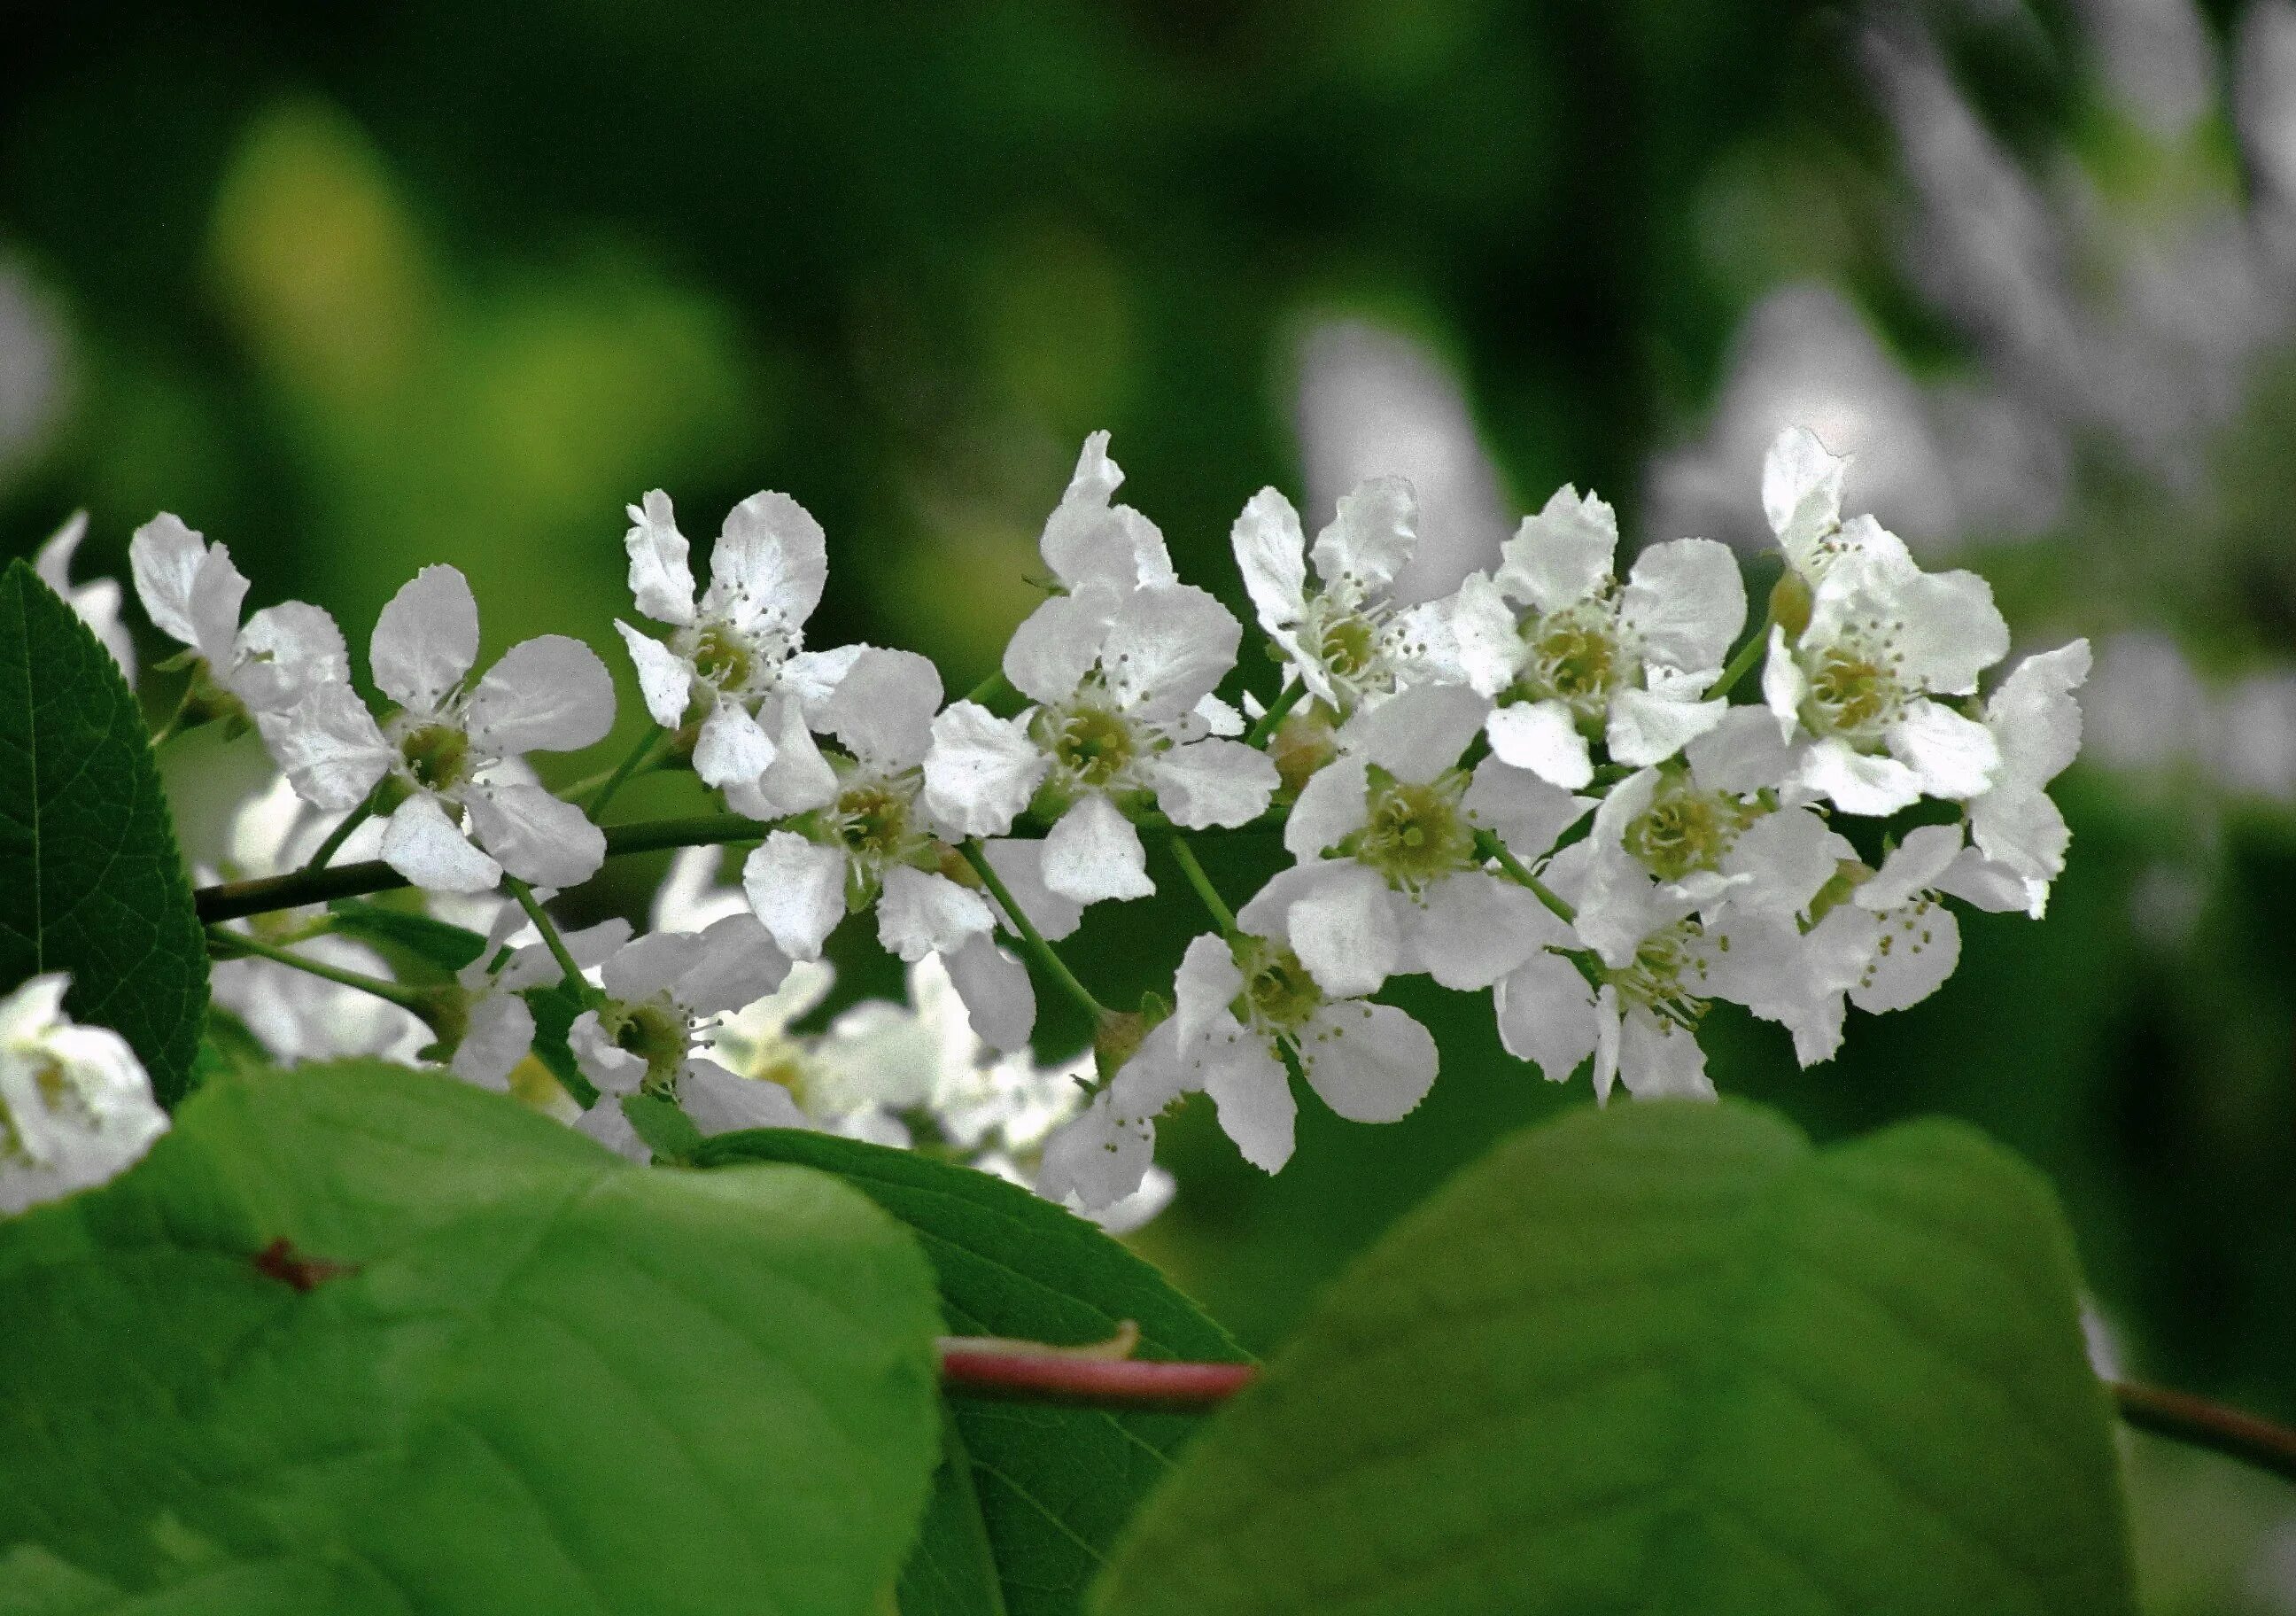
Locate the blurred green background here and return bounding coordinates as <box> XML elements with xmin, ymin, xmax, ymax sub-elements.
<box><xmin>5</xmin><ymin>2</ymin><xmax>2294</xmax><ymax>1605</ymax></box>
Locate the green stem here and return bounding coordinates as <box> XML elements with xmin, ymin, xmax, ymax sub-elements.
<box><xmin>959</xmin><ymin>840</ymin><xmax>1111</xmax><ymax>1021</ymax></box>
<box><xmin>1167</xmin><ymin>835</ymin><xmax>1238</xmax><ymax>937</ymax></box>
<box><xmin>1245</xmin><ymin>679</ymin><xmax>1309</xmax><ymax>748</ymax></box>
<box><xmin>148</xmin><ymin>680</ymin><xmax>203</xmax><ymax>748</ymax></box>
<box><xmin>302</xmin><ymin>792</ymin><xmax>380</xmax><ymax>874</ymax></box>
<box><xmin>586</xmin><ymin>724</ymin><xmax>667</xmax><ymax>821</ymax></box>
<box><xmin>206</xmin><ymin>926</ymin><xmax>425</xmax><ymax>1013</ymax></box>
<box><xmin>1473</xmin><ymin>828</ymin><xmax>1576</xmax><ymax>924</ymax></box>
<box><xmin>963</xmin><ymin>668</ymin><xmax>1020</xmax><ymax>711</ymax></box>
<box><xmin>1706</xmin><ymin>610</ymin><xmax>1773</xmax><ymax>701</ymax></box>
<box><xmin>2114</xmin><ymin>1379</ymin><xmax>2296</xmax><ymax>1488</ymax></box>
<box><xmin>505</xmin><ymin>877</ymin><xmax>591</xmax><ymax>1000</ymax></box>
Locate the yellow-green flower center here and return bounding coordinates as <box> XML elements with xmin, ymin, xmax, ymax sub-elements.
<box><xmin>1353</xmin><ymin>768</ymin><xmax>1474</xmax><ymax>888</ymax></box>
<box><xmin>1808</xmin><ymin>646</ymin><xmax>1898</xmax><ymax>739</ymax></box>
<box><xmin>1318</xmin><ymin>615</ymin><xmax>1379</xmax><ymax>680</ymax></box>
<box><xmin>399</xmin><ymin>723</ymin><xmax>472</xmax><ymax>792</ymax></box>
<box><xmin>689</xmin><ymin>623</ymin><xmax>754</xmax><ymax>691</ymax></box>
<box><xmin>1624</xmin><ymin>777</ymin><xmax>1756</xmax><ymax>883</ymax></box>
<box><xmin>609</xmin><ymin>999</ymin><xmax>690</xmax><ymax>1091</ymax></box>
<box><xmin>834</xmin><ymin>781</ymin><xmax>912</xmax><ymax>862</ymax></box>
<box><xmin>1236</xmin><ymin>943</ymin><xmax>1322</xmax><ymax>1032</ymax></box>
<box><xmin>1524</xmin><ymin>604</ymin><xmax>1619</xmax><ymax>724</ymax></box>
<box><xmin>1052</xmin><ymin>704</ymin><xmax>1136</xmax><ymax>789</ymax></box>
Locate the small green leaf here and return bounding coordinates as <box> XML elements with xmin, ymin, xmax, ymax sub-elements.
<box><xmin>323</xmin><ymin>897</ymin><xmax>487</xmax><ymax>977</ymax></box>
<box><xmin>0</xmin><ymin>1062</ymin><xmax>943</xmax><ymax>1615</ymax></box>
<box><xmin>1092</xmin><ymin>1099</ymin><xmax>2138</xmax><ymax>1616</ymax></box>
<box><xmin>622</xmin><ymin>1091</ymin><xmax>703</xmax><ymax>1162</ymax></box>
<box><xmin>0</xmin><ymin>560</ymin><xmax>206</xmax><ymax>1103</ymax></box>
<box><xmin>695</xmin><ymin>1128</ymin><xmax>1247</xmax><ymax>1616</ymax></box>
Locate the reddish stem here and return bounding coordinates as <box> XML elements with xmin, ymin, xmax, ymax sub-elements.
<box><xmin>938</xmin><ymin>1346</ymin><xmax>1257</xmax><ymax>1410</ymax></box>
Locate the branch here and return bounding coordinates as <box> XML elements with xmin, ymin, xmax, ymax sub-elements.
<box><xmin>938</xmin><ymin>1340</ymin><xmax>1257</xmax><ymax>1411</ymax></box>
<box><xmin>2113</xmin><ymin>1379</ymin><xmax>2296</xmax><ymax>1487</ymax></box>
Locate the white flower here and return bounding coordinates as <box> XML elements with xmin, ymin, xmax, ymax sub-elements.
<box><xmin>613</xmin><ymin>487</ymin><xmax>860</xmax><ymax>792</ymax></box>
<box><xmin>1229</xmin><ymin>478</ymin><xmax>1456</xmax><ymax>715</ymax></box>
<box><xmin>1270</xmin><ymin>682</ymin><xmax>1582</xmax><ymax>998</ymax></box>
<box><xmin>260</xmin><ymin>564</ymin><xmax>616</xmax><ymax>892</ymax></box>
<box><xmin>450</xmin><ymin>911</ymin><xmax>632</xmax><ymax>1092</ymax></box>
<box><xmin>1761</xmin><ymin>533</ymin><xmax>2011</xmax><ymax>814</ymax></box>
<box><xmin>1153</xmin><ymin>928</ymin><xmax>1442</xmax><ymax>1176</ymax></box>
<box><xmin>1036</xmin><ymin>431</ymin><xmax>1178</xmax><ymax>593</ymax></box>
<box><xmin>0</xmin><ymin>975</ymin><xmax>168</xmax><ymax>1214</ymax></box>
<box><xmin>1760</xmin><ymin>425</ymin><xmax>1897</xmax><ymax>585</ymax></box>
<box><xmin>1036</xmin><ymin>1021</ymin><xmax>1192</xmax><ymax>1216</ymax></box>
<box><xmin>1449</xmin><ymin>486</ymin><xmax>1746</xmax><ymax>788</ymax></box>
<box><xmin>1955</xmin><ymin>639</ymin><xmax>2091</xmax><ymax>916</ymax></box>
<box><xmin>128</xmin><ymin>513</ymin><xmax>348</xmax><ymax>716</ymax></box>
<box><xmin>570</xmin><ymin>914</ymin><xmax>800</xmax><ymax>1140</ymax></box>
<box><xmin>935</xmin><ymin>577</ymin><xmax>1276</xmax><ymax>905</ymax></box>
<box><xmin>33</xmin><ymin>512</ymin><xmax>135</xmax><ymax>679</ymax></box>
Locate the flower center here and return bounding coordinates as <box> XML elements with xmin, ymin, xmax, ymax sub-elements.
<box><xmin>688</xmin><ymin>622</ymin><xmax>755</xmax><ymax>691</ymax></box>
<box><xmin>1318</xmin><ymin>614</ymin><xmax>1379</xmax><ymax>680</ymax></box>
<box><xmin>834</xmin><ymin>780</ymin><xmax>915</xmax><ymax>863</ymax></box>
<box><xmin>1051</xmin><ymin>704</ymin><xmax>1136</xmax><ymax>789</ymax></box>
<box><xmin>398</xmin><ymin>723</ymin><xmax>472</xmax><ymax>792</ymax></box>
<box><xmin>1524</xmin><ymin>603</ymin><xmax>1620</xmax><ymax>723</ymax></box>
<box><xmin>1624</xmin><ymin>777</ymin><xmax>1754</xmax><ymax>882</ymax></box>
<box><xmin>1806</xmin><ymin>644</ymin><xmax>1901</xmax><ymax>741</ymax></box>
<box><xmin>608</xmin><ymin>999</ymin><xmax>690</xmax><ymax>1091</ymax></box>
<box><xmin>1236</xmin><ymin>942</ymin><xmax>1322</xmax><ymax>1032</ymax></box>
<box><xmin>1610</xmin><ymin>920</ymin><xmax>1711</xmax><ymax>1024</ymax></box>
<box><xmin>1352</xmin><ymin>768</ymin><xmax>1475</xmax><ymax>888</ymax></box>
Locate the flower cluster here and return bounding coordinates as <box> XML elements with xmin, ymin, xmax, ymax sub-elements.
<box><xmin>22</xmin><ymin>423</ymin><xmax>2084</xmax><ymax>1229</ymax></box>
<box><xmin>0</xmin><ymin>975</ymin><xmax>168</xmax><ymax>1214</ymax></box>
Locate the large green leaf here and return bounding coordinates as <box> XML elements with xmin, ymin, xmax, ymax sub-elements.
<box><xmin>1092</xmin><ymin>1099</ymin><xmax>2137</xmax><ymax>1616</ymax></box>
<box><xmin>0</xmin><ymin>1061</ymin><xmax>942</xmax><ymax>1615</ymax></box>
<box><xmin>694</xmin><ymin>1130</ymin><xmax>1247</xmax><ymax>1616</ymax></box>
<box><xmin>0</xmin><ymin>560</ymin><xmax>206</xmax><ymax>1103</ymax></box>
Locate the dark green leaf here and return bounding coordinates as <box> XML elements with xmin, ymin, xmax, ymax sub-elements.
<box><xmin>0</xmin><ymin>560</ymin><xmax>206</xmax><ymax>1103</ymax></box>
<box><xmin>522</xmin><ymin>979</ymin><xmax>600</xmax><ymax>1107</ymax></box>
<box><xmin>0</xmin><ymin>1061</ymin><xmax>942</xmax><ymax>1615</ymax></box>
<box><xmin>896</xmin><ymin>1412</ymin><xmax>1011</xmax><ymax>1616</ymax></box>
<box><xmin>1092</xmin><ymin>1099</ymin><xmax>2138</xmax><ymax>1616</ymax></box>
<box><xmin>695</xmin><ymin>1128</ymin><xmax>1247</xmax><ymax>1616</ymax></box>
<box><xmin>323</xmin><ymin>897</ymin><xmax>487</xmax><ymax>976</ymax></box>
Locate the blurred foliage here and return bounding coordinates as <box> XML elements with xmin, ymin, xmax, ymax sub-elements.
<box><xmin>4</xmin><ymin>5</ymin><xmax>2294</xmax><ymax>1609</ymax></box>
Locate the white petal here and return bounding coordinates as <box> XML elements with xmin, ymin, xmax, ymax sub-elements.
<box><xmin>1850</xmin><ymin>899</ymin><xmax>1962</xmax><ymax>1014</ymax></box>
<box><xmin>1041</xmin><ymin>795</ymin><xmax>1153</xmax><ymax>904</ymax></box>
<box><xmin>650</xmin><ymin>845</ymin><xmax>747</xmax><ymax>933</ymax></box>
<box><xmin>1889</xmin><ymin>699</ymin><xmax>2001</xmax><ymax>800</ymax></box>
<box><xmin>380</xmin><ymin>794</ymin><xmax>501</xmax><ymax>893</ymax></box>
<box><xmin>675</xmin><ymin>913</ymin><xmax>791</xmax><ymax>1015</ymax></box>
<box><xmin>1890</xmin><ymin>566</ymin><xmax>2011</xmax><ymax>695</ymax></box>
<box><xmin>1619</xmin><ymin>538</ymin><xmax>1744</xmax><ymax>674</ymax></box>
<box><xmin>186</xmin><ymin>542</ymin><xmax>251</xmax><ymax>667</ymax></box>
<box><xmin>1039</xmin><ymin>431</ymin><xmax>1175</xmax><ymax>591</ymax></box>
<box><xmin>372</xmin><ymin>564</ymin><xmax>481</xmax><ymax>711</ymax></box>
<box><xmin>1036</xmin><ymin>1087</ymin><xmax>1155</xmax><ymax>1213</ymax></box>
<box><xmin>757</xmin><ymin>695</ymin><xmax>837</xmax><ymax>815</ymax></box>
<box><xmin>467</xmin><ymin>635</ymin><xmax>617</xmax><ymax>757</ymax></box>
<box><xmin>1462</xmin><ymin>758</ymin><xmax>1590</xmax><ymax>860</ymax></box>
<box><xmin>127</xmin><ymin>512</ymin><xmax>211</xmax><ymax>647</ymax></box>
<box><xmin>1284</xmin><ymin>862</ymin><xmax>1401</xmax><ymax>999</ymax></box>
<box><xmin>741</xmin><ymin>831</ymin><xmax>849</xmax><ymax>960</ymax></box>
<box><xmin>681</xmin><ymin>1060</ymin><xmax>809</xmax><ymax>1133</ymax></box>
<box><xmin>780</xmin><ymin>643</ymin><xmax>869</xmax><ymax>720</ymax></box>
<box><xmin>877</xmin><ymin>866</ymin><xmax>995</xmax><ymax>962</ymax></box>
<box><xmin>1004</xmin><ymin>587</ymin><xmax>1120</xmax><ymax>707</ymax></box>
<box><xmin>1172</xmin><ymin>931</ymin><xmax>1247</xmax><ymax>1049</ymax></box>
<box><xmin>1199</xmin><ymin>1039</ymin><xmax>1297</xmax><ymax>1172</ymax></box>
<box><xmin>1230</xmin><ymin>486</ymin><xmax>1308</xmax><ymax>633</ymax></box>
<box><xmin>1447</xmin><ymin>571</ymin><xmax>1524</xmax><ymax>697</ymax></box>
<box><xmin>1616</xmin><ymin>1007</ymin><xmax>1714</xmax><ymax>1099</ymax></box>
<box><xmin>1684</xmin><ymin>705</ymin><xmax>1798</xmax><ymax>795</ymax></box>
<box><xmin>258</xmin><ymin>683</ymin><xmax>393</xmax><ymax>810</ymax></box>
<box><xmin>1493</xmin><ymin>486</ymin><xmax>1617</xmax><ymax>613</ymax></box>
<box><xmin>1232</xmin><ymin>861</ymin><xmax>1332</xmax><ymax>939</ymax></box>
<box><xmin>1399</xmin><ymin>872</ymin><xmax>1571</xmax><ymax>990</ymax></box>
<box><xmin>923</xmin><ymin>702</ymin><xmax>1047</xmax><ymax>838</ymax></box>
<box><xmin>574</xmin><ymin>1098</ymin><xmax>649</xmax><ymax>1161</ymax></box>
<box><xmin>693</xmin><ymin>696</ymin><xmax>779</xmax><ymax>789</ymax></box>
<box><xmin>1761</xmin><ymin>625</ymin><xmax>1807</xmax><ymax>741</ymax></box>
<box><xmin>1856</xmin><ymin>823</ymin><xmax>1965</xmax><ymax>912</ymax></box>
<box><xmin>465</xmin><ymin>781</ymin><xmax>607</xmax><ymax>888</ymax></box>
<box><xmin>1986</xmin><ymin>639</ymin><xmax>2090</xmax><ymax>788</ymax></box>
<box><xmin>1485</xmin><ymin>700</ymin><xmax>1591</xmax><ymax>789</ymax></box>
<box><xmin>1718</xmin><ymin>806</ymin><xmax>1850</xmax><ymax>920</ymax></box>
<box><xmin>1284</xmin><ymin>756</ymin><xmax>1370</xmax><ymax>860</ymax></box>
<box><xmin>1801</xmin><ymin>736</ymin><xmax>1923</xmax><ymax>817</ymax></box>
<box><xmin>941</xmin><ymin>933</ymin><xmax>1036</xmax><ymax>1053</ymax></box>
<box><xmin>1341</xmin><ymin>680</ymin><xmax>1490</xmax><ymax>781</ymax></box>
<box><xmin>1299</xmin><ymin>1001</ymin><xmax>1439</xmax><ymax>1123</ymax></box>
<box><xmin>451</xmin><ymin>992</ymin><xmax>535</xmax><ymax>1091</ymax></box>
<box><xmin>1311</xmin><ymin>476</ymin><xmax>1416</xmax><ymax>592</ymax></box>
<box><xmin>1607</xmin><ymin>687</ymin><xmax>1728</xmax><ymax>768</ymax></box>
<box><xmin>821</xmin><ymin>646</ymin><xmax>942</xmax><ymax>769</ymax></box>
<box><xmin>1494</xmin><ymin>952</ymin><xmax>1600</xmax><ymax>1081</ymax></box>
<box><xmin>980</xmin><ymin>836</ymin><xmax>1083</xmax><ymax>940</ymax></box>
<box><xmin>1935</xmin><ymin>846</ymin><xmax>2042</xmax><ymax>916</ymax></box>
<box><xmin>1101</xmin><ymin>583</ymin><xmax>1242</xmax><ymax>719</ymax></box>
<box><xmin>1968</xmin><ymin>785</ymin><xmax>2070</xmax><ymax>894</ymax></box>
<box><xmin>624</xmin><ymin>489</ymin><xmax>697</xmax><ymax>626</ymax></box>
<box><xmin>710</xmin><ymin>491</ymin><xmax>828</xmax><ymax>635</ymax></box>
<box><xmin>1149</xmin><ymin>738</ymin><xmax>1278</xmax><ymax>829</ymax></box>
<box><xmin>616</xmin><ymin>621</ymin><xmax>694</xmax><ymax>728</ymax></box>
<box><xmin>230</xmin><ymin>602</ymin><xmax>349</xmax><ymax>713</ymax></box>
<box><xmin>1194</xmin><ymin>693</ymin><xmax>1245</xmax><ymax>737</ymax></box>
<box><xmin>602</xmin><ymin>930</ymin><xmax>704</xmax><ymax>1003</ymax></box>
<box><xmin>1761</xmin><ymin>425</ymin><xmax>1846</xmax><ymax>564</ymax></box>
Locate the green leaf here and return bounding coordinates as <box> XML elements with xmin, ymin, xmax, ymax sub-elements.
<box><xmin>1091</xmin><ymin>1099</ymin><xmax>2138</xmax><ymax>1616</ymax></box>
<box><xmin>323</xmin><ymin>897</ymin><xmax>488</xmax><ymax>977</ymax></box>
<box><xmin>0</xmin><ymin>1061</ymin><xmax>942</xmax><ymax>1615</ymax></box>
<box><xmin>896</xmin><ymin>1413</ymin><xmax>1010</xmax><ymax>1616</ymax></box>
<box><xmin>623</xmin><ymin>1091</ymin><xmax>703</xmax><ymax>1162</ymax></box>
<box><xmin>0</xmin><ymin>560</ymin><xmax>206</xmax><ymax>1104</ymax></box>
<box><xmin>694</xmin><ymin>1128</ymin><xmax>1247</xmax><ymax>1616</ymax></box>
<box><xmin>523</xmin><ymin>979</ymin><xmax>601</xmax><ymax>1107</ymax></box>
